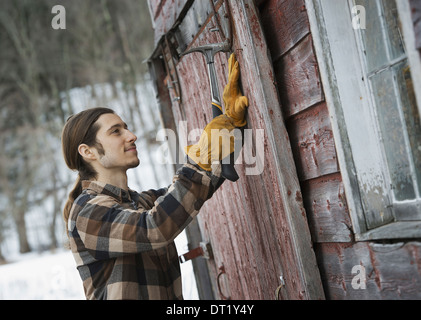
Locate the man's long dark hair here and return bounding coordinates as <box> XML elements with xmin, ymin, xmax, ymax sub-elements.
<box><xmin>61</xmin><ymin>107</ymin><xmax>115</xmax><ymax>236</ymax></box>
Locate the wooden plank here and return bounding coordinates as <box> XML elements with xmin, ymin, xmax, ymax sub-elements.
<box><xmin>273</xmin><ymin>34</ymin><xmax>324</xmax><ymax>118</ymax></box>
<box><xmin>229</xmin><ymin>0</ymin><xmax>324</xmax><ymax>299</ymax></box>
<box><xmin>258</xmin><ymin>0</ymin><xmax>310</xmax><ymax>61</ymax></box>
<box><xmin>197</xmin><ymin>170</ymin><xmax>264</xmax><ymax>300</ymax></box>
<box><xmin>148</xmin><ymin>0</ymin><xmax>163</xmax><ymax>21</ymax></box>
<box><xmin>315</xmin><ymin>241</ymin><xmax>421</xmax><ymax>299</ymax></box>
<box><xmin>202</xmin><ymin>173</ymin><xmax>286</xmax><ymax>300</ymax></box>
<box><xmin>198</xmin><ymin>199</ymin><xmax>243</xmax><ymax>299</ymax></box>
<box><xmin>239</xmin><ymin>177</ymin><xmax>287</xmax><ymax>299</ymax></box>
<box><xmin>301</xmin><ymin>172</ymin><xmax>353</xmax><ymax>243</ymax></box>
<box><xmin>219</xmin><ymin>178</ymin><xmax>274</xmax><ymax>299</ymax></box>
<box><xmin>151</xmin><ymin>0</ymin><xmax>192</xmax><ymax>46</ymax></box>
<box><xmin>287</xmin><ymin>102</ymin><xmax>339</xmax><ymax>181</ymax></box>
<box><xmin>356</xmin><ymin>221</ymin><xmax>421</xmax><ymax>241</ymax></box>
<box><xmin>409</xmin><ymin>0</ymin><xmax>421</xmax><ymax>51</ymax></box>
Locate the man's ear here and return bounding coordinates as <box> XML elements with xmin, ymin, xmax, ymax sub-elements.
<box><xmin>78</xmin><ymin>144</ymin><xmax>97</xmax><ymax>161</ymax></box>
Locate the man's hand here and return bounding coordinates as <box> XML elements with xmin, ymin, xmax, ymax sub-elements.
<box><xmin>185</xmin><ymin>114</ymin><xmax>236</xmax><ymax>172</ymax></box>
<box><xmin>223</xmin><ymin>53</ymin><xmax>248</xmax><ymax>127</ymax></box>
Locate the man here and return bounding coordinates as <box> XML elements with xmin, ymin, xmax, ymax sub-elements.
<box><xmin>61</xmin><ymin>54</ymin><xmax>248</xmax><ymax>300</ymax></box>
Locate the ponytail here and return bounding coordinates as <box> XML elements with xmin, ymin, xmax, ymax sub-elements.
<box><xmin>63</xmin><ymin>176</ymin><xmax>83</xmax><ymax>236</ymax></box>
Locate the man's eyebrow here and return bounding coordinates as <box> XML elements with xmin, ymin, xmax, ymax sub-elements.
<box><xmin>106</xmin><ymin>122</ymin><xmax>128</xmax><ymax>133</ymax></box>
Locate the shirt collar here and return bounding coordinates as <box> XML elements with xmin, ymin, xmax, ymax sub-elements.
<box><xmin>81</xmin><ymin>180</ymin><xmax>135</xmax><ymax>203</ymax></box>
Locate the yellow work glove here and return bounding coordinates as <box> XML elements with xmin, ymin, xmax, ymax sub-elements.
<box><xmin>223</xmin><ymin>53</ymin><xmax>249</xmax><ymax>127</ymax></box>
<box><xmin>185</xmin><ymin>53</ymin><xmax>248</xmax><ymax>172</ymax></box>
<box><xmin>185</xmin><ymin>115</ymin><xmax>236</xmax><ymax>171</ymax></box>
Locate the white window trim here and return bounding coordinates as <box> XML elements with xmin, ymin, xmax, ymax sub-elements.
<box><xmin>305</xmin><ymin>0</ymin><xmax>421</xmax><ymax>241</ymax></box>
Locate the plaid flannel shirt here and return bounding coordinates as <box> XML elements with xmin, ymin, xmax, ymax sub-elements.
<box><xmin>68</xmin><ymin>163</ymin><xmax>224</xmax><ymax>300</ymax></box>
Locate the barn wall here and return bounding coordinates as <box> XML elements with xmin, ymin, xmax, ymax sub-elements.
<box><xmin>148</xmin><ymin>0</ymin><xmax>421</xmax><ymax>299</ymax></box>
<box><xmin>258</xmin><ymin>0</ymin><xmax>352</xmax><ymax>244</ymax></box>
<box><xmin>148</xmin><ymin>0</ymin><xmax>324</xmax><ymax>300</ymax></box>
<box><xmin>258</xmin><ymin>0</ymin><xmax>421</xmax><ymax>299</ymax></box>
<box><xmin>148</xmin><ymin>0</ymin><xmax>191</xmax><ymax>46</ymax></box>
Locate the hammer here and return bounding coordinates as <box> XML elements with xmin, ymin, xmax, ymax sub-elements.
<box><xmin>181</xmin><ymin>40</ymin><xmax>239</xmax><ymax>182</ymax></box>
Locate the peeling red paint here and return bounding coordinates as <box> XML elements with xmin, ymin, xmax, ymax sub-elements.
<box><xmin>295</xmin><ymin>191</ymin><xmax>303</xmax><ymax>203</ymax></box>
<box><xmin>150</xmin><ymin>0</ymin><xmax>421</xmax><ymax>300</ymax></box>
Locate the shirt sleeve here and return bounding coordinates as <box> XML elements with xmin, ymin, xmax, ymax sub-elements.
<box><xmin>71</xmin><ymin>163</ymin><xmax>224</xmax><ymax>260</ymax></box>
<box><xmin>136</xmin><ymin>187</ymin><xmax>169</xmax><ymax>209</ymax></box>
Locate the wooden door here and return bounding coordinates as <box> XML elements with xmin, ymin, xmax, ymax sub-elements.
<box><xmin>148</xmin><ymin>0</ymin><xmax>325</xmax><ymax>300</ymax></box>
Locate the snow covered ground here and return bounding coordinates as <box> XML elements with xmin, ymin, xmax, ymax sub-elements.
<box><xmin>0</xmin><ymin>250</ymin><xmax>85</xmax><ymax>300</ymax></box>
<box><xmin>0</xmin><ymin>232</ymin><xmax>198</xmax><ymax>300</ymax></box>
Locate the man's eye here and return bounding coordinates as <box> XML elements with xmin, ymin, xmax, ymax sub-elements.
<box><xmin>112</xmin><ymin>129</ymin><xmax>120</xmax><ymax>134</ymax></box>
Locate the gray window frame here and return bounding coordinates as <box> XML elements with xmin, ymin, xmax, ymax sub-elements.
<box><xmin>306</xmin><ymin>0</ymin><xmax>421</xmax><ymax>240</ymax></box>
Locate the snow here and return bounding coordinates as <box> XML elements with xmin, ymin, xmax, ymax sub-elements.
<box><xmin>0</xmin><ymin>250</ymin><xmax>85</xmax><ymax>300</ymax></box>
<box><xmin>0</xmin><ymin>232</ymin><xmax>199</xmax><ymax>300</ymax></box>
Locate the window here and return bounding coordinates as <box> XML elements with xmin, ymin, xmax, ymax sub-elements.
<box><xmin>354</xmin><ymin>0</ymin><xmax>421</xmax><ymax>216</ymax></box>
<box><xmin>306</xmin><ymin>0</ymin><xmax>421</xmax><ymax>240</ymax></box>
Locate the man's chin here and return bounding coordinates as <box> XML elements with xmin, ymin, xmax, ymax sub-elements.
<box><xmin>128</xmin><ymin>159</ymin><xmax>140</xmax><ymax>169</ymax></box>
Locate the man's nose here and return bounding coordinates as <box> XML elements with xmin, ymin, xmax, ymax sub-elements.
<box><xmin>126</xmin><ymin>130</ymin><xmax>137</xmax><ymax>142</ymax></box>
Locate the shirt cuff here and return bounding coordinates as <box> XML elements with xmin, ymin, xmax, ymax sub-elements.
<box><xmin>185</xmin><ymin>157</ymin><xmax>225</xmax><ymax>190</ymax></box>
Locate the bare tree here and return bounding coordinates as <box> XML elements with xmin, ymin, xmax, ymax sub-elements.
<box><xmin>0</xmin><ymin>0</ymin><xmax>156</xmax><ymax>257</ymax></box>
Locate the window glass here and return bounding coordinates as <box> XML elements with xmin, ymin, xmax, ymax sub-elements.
<box><xmin>397</xmin><ymin>64</ymin><xmax>421</xmax><ymax>192</ymax></box>
<box><xmin>383</xmin><ymin>0</ymin><xmax>405</xmax><ymax>61</ymax></box>
<box><xmin>371</xmin><ymin>66</ymin><xmax>415</xmax><ymax>201</ymax></box>
<box><xmin>355</xmin><ymin>0</ymin><xmax>421</xmax><ymax>202</ymax></box>
<box><xmin>356</xmin><ymin>0</ymin><xmax>388</xmax><ymax>72</ymax></box>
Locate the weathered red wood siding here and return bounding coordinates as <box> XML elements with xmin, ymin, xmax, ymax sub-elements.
<box><xmin>314</xmin><ymin>242</ymin><xmax>421</xmax><ymax>299</ymax></box>
<box><xmin>258</xmin><ymin>0</ymin><xmax>352</xmax><ymax>244</ymax></box>
<box><xmin>175</xmin><ymin>2</ymin><xmax>319</xmax><ymax>300</ymax></box>
<box><xmin>258</xmin><ymin>0</ymin><xmax>421</xmax><ymax>299</ymax></box>
<box><xmin>148</xmin><ymin>0</ymin><xmax>190</xmax><ymax>45</ymax></box>
<box><xmin>148</xmin><ymin>0</ymin><xmax>421</xmax><ymax>299</ymax></box>
<box><xmin>149</xmin><ymin>0</ymin><xmax>323</xmax><ymax>300</ymax></box>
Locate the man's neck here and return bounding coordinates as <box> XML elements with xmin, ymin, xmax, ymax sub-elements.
<box><xmin>95</xmin><ymin>169</ymin><xmax>129</xmax><ymax>191</ymax></box>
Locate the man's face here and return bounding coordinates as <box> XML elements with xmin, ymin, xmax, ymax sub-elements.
<box><xmin>92</xmin><ymin>113</ymin><xmax>140</xmax><ymax>171</ymax></box>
